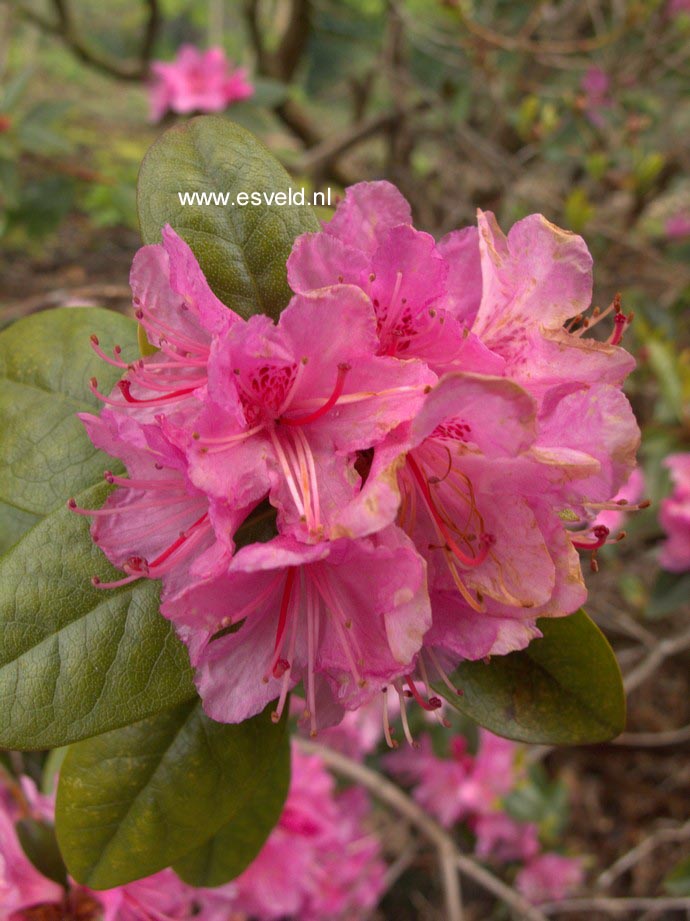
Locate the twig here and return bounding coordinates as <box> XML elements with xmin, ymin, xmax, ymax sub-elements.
<box><xmin>12</xmin><ymin>0</ymin><xmax>160</xmax><ymax>81</ymax></box>
<box><xmin>613</xmin><ymin>724</ymin><xmax>690</xmax><ymax>748</ymax></box>
<box><xmin>624</xmin><ymin>627</ymin><xmax>690</xmax><ymax>694</ymax></box>
<box><xmin>295</xmin><ymin>103</ymin><xmax>429</xmax><ymax>176</ymax></box>
<box><xmin>1</xmin><ymin>285</ymin><xmax>132</xmax><ymax>325</ymax></box>
<box><xmin>597</xmin><ymin>821</ymin><xmax>690</xmax><ymax>890</ymax></box>
<box><xmin>297</xmin><ymin>739</ymin><xmax>548</xmax><ymax>921</ymax></box>
<box><xmin>541</xmin><ymin>896</ymin><xmax>690</xmax><ymax>914</ymax></box>
<box><xmin>457</xmin><ymin>9</ymin><xmax>624</xmax><ymax>55</ymax></box>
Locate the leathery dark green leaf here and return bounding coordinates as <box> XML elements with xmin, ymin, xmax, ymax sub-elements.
<box><xmin>0</xmin><ymin>308</ymin><xmax>138</xmax><ymax>555</ymax></box>
<box><xmin>56</xmin><ymin>702</ymin><xmax>290</xmax><ymax>889</ymax></box>
<box><xmin>434</xmin><ymin>609</ymin><xmax>626</xmax><ymax>744</ymax></box>
<box><xmin>173</xmin><ymin>719</ymin><xmax>290</xmax><ymax>887</ymax></box>
<box><xmin>0</xmin><ymin>480</ymin><xmax>195</xmax><ymax>750</ymax></box>
<box><xmin>137</xmin><ymin>115</ymin><xmax>320</xmax><ymax>320</ymax></box>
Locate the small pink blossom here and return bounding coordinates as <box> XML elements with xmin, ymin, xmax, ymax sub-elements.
<box><xmin>665</xmin><ymin>212</ymin><xmax>690</xmax><ymax>240</ymax></box>
<box><xmin>660</xmin><ymin>453</ymin><xmax>690</xmax><ymax>571</ymax></box>
<box><xmin>515</xmin><ymin>853</ymin><xmax>584</xmax><ymax>903</ymax></box>
<box><xmin>473</xmin><ymin>812</ymin><xmax>540</xmax><ymax>862</ymax></box>
<box><xmin>384</xmin><ymin>734</ymin><xmax>475</xmax><ymax>827</ymax></box>
<box><xmin>667</xmin><ymin>0</ymin><xmax>690</xmax><ymax>19</ymax></box>
<box><xmin>384</xmin><ymin>729</ymin><xmax>524</xmax><ymax>829</ymax></box>
<box><xmin>149</xmin><ymin>45</ymin><xmax>253</xmax><ymax>122</ymax></box>
<box><xmin>580</xmin><ymin>67</ymin><xmax>613</xmax><ymax>127</ymax></box>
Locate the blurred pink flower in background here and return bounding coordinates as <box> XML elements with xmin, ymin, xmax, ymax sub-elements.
<box><xmin>149</xmin><ymin>45</ymin><xmax>253</xmax><ymax>122</ymax></box>
<box><xmin>660</xmin><ymin>453</ymin><xmax>690</xmax><ymax>571</ymax></box>
<box><xmin>580</xmin><ymin>67</ymin><xmax>613</xmax><ymax>127</ymax></box>
<box><xmin>665</xmin><ymin>212</ymin><xmax>690</xmax><ymax>240</ymax></box>
<box><xmin>385</xmin><ymin>728</ymin><xmax>582</xmax><ymax>900</ymax></box>
<box><xmin>667</xmin><ymin>0</ymin><xmax>690</xmax><ymax>19</ymax></box>
<box><xmin>516</xmin><ymin>853</ymin><xmax>585</xmax><ymax>904</ymax></box>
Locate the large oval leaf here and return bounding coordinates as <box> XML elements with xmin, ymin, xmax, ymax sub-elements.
<box><xmin>0</xmin><ymin>308</ymin><xmax>137</xmax><ymax>555</ymax></box>
<box><xmin>172</xmin><ymin>732</ymin><xmax>290</xmax><ymax>887</ymax></box>
<box><xmin>0</xmin><ymin>481</ymin><xmax>195</xmax><ymax>750</ymax></box>
<box><xmin>55</xmin><ymin>701</ymin><xmax>289</xmax><ymax>889</ymax></box>
<box><xmin>137</xmin><ymin>115</ymin><xmax>320</xmax><ymax>320</ymax></box>
<box><xmin>434</xmin><ymin>610</ymin><xmax>626</xmax><ymax>744</ymax></box>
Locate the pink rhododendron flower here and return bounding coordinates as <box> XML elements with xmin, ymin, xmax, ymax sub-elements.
<box><xmin>163</xmin><ymin>284</ymin><xmax>436</xmax><ymax>541</ymax></box>
<box><xmin>660</xmin><ymin>453</ymin><xmax>690</xmax><ymax>571</ymax></box>
<box><xmin>665</xmin><ymin>212</ymin><xmax>690</xmax><ymax>240</ymax></box>
<box><xmin>149</xmin><ymin>45</ymin><xmax>253</xmax><ymax>122</ymax></box>
<box><xmin>385</xmin><ymin>729</ymin><xmax>523</xmax><ymax>828</ymax></box>
<box><xmin>209</xmin><ymin>745</ymin><xmax>385</xmax><ymax>921</ymax></box>
<box><xmin>171</xmin><ymin>527</ymin><xmax>431</xmax><ymax>733</ymax></box>
<box><xmin>516</xmin><ymin>853</ymin><xmax>584</xmax><ymax>903</ymax></box>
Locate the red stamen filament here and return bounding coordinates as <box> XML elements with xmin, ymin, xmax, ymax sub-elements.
<box><xmin>405</xmin><ymin>676</ymin><xmax>442</xmax><ymax>711</ymax></box>
<box><xmin>407</xmin><ymin>454</ymin><xmax>489</xmax><ymax>568</ymax></box>
<box><xmin>280</xmin><ymin>363</ymin><xmax>350</xmax><ymax>426</ymax></box>
<box><xmin>146</xmin><ymin>513</ymin><xmax>208</xmax><ymax>571</ymax></box>
<box><xmin>269</xmin><ymin>568</ymin><xmax>296</xmax><ymax>678</ymax></box>
<box><xmin>117</xmin><ymin>380</ymin><xmax>197</xmax><ymax>405</ymax></box>
<box><xmin>134</xmin><ymin>308</ymin><xmax>208</xmax><ymax>356</ymax></box>
<box><xmin>571</xmin><ymin>525</ymin><xmax>610</xmax><ymax>550</ymax></box>
<box><xmin>90</xmin><ymin>335</ymin><xmax>128</xmax><ymax>368</ymax></box>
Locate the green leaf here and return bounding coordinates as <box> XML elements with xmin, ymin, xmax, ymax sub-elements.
<box><xmin>665</xmin><ymin>854</ymin><xmax>690</xmax><ymax>895</ymax></box>
<box><xmin>0</xmin><ymin>308</ymin><xmax>138</xmax><ymax>554</ymax></box>
<box><xmin>16</xmin><ymin>818</ymin><xmax>68</xmax><ymax>886</ymax></box>
<box><xmin>137</xmin><ymin>115</ymin><xmax>320</xmax><ymax>321</ymax></box>
<box><xmin>173</xmin><ymin>724</ymin><xmax>290</xmax><ymax>887</ymax></box>
<box><xmin>0</xmin><ymin>480</ymin><xmax>195</xmax><ymax>750</ymax></box>
<box><xmin>434</xmin><ymin>609</ymin><xmax>625</xmax><ymax>744</ymax></box>
<box><xmin>56</xmin><ymin>701</ymin><xmax>289</xmax><ymax>890</ymax></box>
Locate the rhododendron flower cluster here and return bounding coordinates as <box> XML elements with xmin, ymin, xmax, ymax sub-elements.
<box><xmin>75</xmin><ymin>180</ymin><xmax>640</xmax><ymax>737</ymax></box>
<box><xmin>659</xmin><ymin>453</ymin><xmax>690</xmax><ymax>571</ymax></box>
<box><xmin>0</xmin><ymin>745</ymin><xmax>384</xmax><ymax>921</ymax></box>
<box><xmin>385</xmin><ymin>729</ymin><xmax>584</xmax><ymax>904</ymax></box>
<box><xmin>148</xmin><ymin>45</ymin><xmax>253</xmax><ymax>122</ymax></box>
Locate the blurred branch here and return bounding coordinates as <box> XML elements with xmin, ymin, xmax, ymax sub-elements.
<box><xmin>596</xmin><ymin>820</ymin><xmax>690</xmax><ymax>890</ymax></box>
<box><xmin>613</xmin><ymin>724</ymin><xmax>690</xmax><ymax>747</ymax></box>
<box><xmin>457</xmin><ymin>9</ymin><xmax>624</xmax><ymax>55</ymax></box>
<box><xmin>294</xmin><ymin>102</ymin><xmax>429</xmax><ymax>177</ymax></box>
<box><xmin>12</xmin><ymin>0</ymin><xmax>160</xmax><ymax>81</ymax></box>
<box><xmin>624</xmin><ymin>626</ymin><xmax>690</xmax><ymax>694</ymax></box>
<box><xmin>541</xmin><ymin>896</ymin><xmax>690</xmax><ymax>914</ymax></box>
